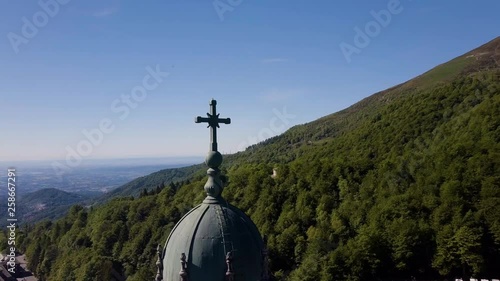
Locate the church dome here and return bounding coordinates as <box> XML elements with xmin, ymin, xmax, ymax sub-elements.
<box><xmin>161</xmin><ymin>199</ymin><xmax>265</xmax><ymax>281</ymax></box>
<box><xmin>155</xmin><ymin>100</ymin><xmax>269</xmax><ymax>281</ymax></box>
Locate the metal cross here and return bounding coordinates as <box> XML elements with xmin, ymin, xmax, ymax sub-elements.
<box><xmin>195</xmin><ymin>99</ymin><xmax>231</xmax><ymax>151</ymax></box>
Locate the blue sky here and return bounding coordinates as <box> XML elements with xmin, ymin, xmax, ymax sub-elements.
<box><xmin>0</xmin><ymin>0</ymin><xmax>498</xmax><ymax>162</ymax></box>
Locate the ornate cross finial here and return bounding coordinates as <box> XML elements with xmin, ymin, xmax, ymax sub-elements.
<box><xmin>195</xmin><ymin>99</ymin><xmax>231</xmax><ymax>152</ymax></box>
<box><xmin>195</xmin><ymin>99</ymin><xmax>231</xmax><ymax>202</ymax></box>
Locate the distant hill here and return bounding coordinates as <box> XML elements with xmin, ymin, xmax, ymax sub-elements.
<box><xmin>94</xmin><ymin>163</ymin><xmax>205</xmax><ymax>203</ymax></box>
<box><xmin>2</xmin><ymin>161</ymin><xmax>203</xmax><ymax>226</ymax></box>
<box><xmin>18</xmin><ymin>37</ymin><xmax>500</xmax><ymax>281</ymax></box>
<box><xmin>15</xmin><ymin>188</ymin><xmax>90</xmax><ymax>225</ymax></box>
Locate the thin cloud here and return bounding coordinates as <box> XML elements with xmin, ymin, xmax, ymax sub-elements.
<box><xmin>93</xmin><ymin>6</ymin><xmax>119</xmax><ymax>18</ymax></box>
<box><xmin>91</xmin><ymin>0</ymin><xmax>121</xmax><ymax>18</ymax></box>
<box><xmin>260</xmin><ymin>58</ymin><xmax>289</xmax><ymax>64</ymax></box>
<box><xmin>417</xmin><ymin>6</ymin><xmax>442</xmax><ymax>14</ymax></box>
<box><xmin>259</xmin><ymin>89</ymin><xmax>302</xmax><ymax>102</ymax></box>
<box><xmin>70</xmin><ymin>1</ymin><xmax>121</xmax><ymax>18</ymax></box>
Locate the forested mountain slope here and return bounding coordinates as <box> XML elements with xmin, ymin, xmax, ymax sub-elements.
<box><xmin>16</xmin><ymin>188</ymin><xmax>90</xmax><ymax>225</ymax></box>
<box><xmin>15</xmin><ymin>37</ymin><xmax>500</xmax><ymax>281</ymax></box>
<box><xmin>93</xmin><ymin>38</ymin><xmax>500</xmax><ymax>202</ymax></box>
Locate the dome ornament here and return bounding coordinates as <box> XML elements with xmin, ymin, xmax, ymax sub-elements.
<box><xmin>155</xmin><ymin>244</ymin><xmax>163</xmax><ymax>281</ymax></box>
<box><xmin>225</xmin><ymin>251</ymin><xmax>235</xmax><ymax>281</ymax></box>
<box><xmin>195</xmin><ymin>99</ymin><xmax>231</xmax><ymax>202</ymax></box>
<box><xmin>179</xmin><ymin>253</ymin><xmax>188</xmax><ymax>281</ymax></box>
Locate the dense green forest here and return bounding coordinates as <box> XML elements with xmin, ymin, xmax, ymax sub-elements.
<box><xmin>8</xmin><ymin>38</ymin><xmax>500</xmax><ymax>280</ymax></box>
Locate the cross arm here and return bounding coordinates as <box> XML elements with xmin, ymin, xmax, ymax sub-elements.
<box><xmin>195</xmin><ymin>116</ymin><xmax>210</xmax><ymax>123</ymax></box>
<box><xmin>194</xmin><ymin>116</ymin><xmax>231</xmax><ymax>125</ymax></box>
<box><xmin>218</xmin><ymin>117</ymin><xmax>231</xmax><ymax>124</ymax></box>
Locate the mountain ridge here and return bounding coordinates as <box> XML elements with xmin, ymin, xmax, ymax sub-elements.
<box><xmin>88</xmin><ymin>36</ymin><xmax>500</xmax><ymax>204</ymax></box>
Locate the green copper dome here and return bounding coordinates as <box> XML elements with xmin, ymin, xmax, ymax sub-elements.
<box><xmin>161</xmin><ymin>200</ymin><xmax>265</xmax><ymax>281</ymax></box>
<box><xmin>155</xmin><ymin>100</ymin><xmax>269</xmax><ymax>281</ymax></box>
